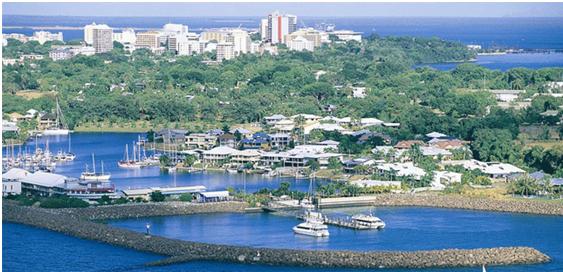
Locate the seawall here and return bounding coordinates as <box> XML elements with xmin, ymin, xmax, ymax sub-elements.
<box><xmin>369</xmin><ymin>194</ymin><xmax>563</xmax><ymax>216</ymax></box>
<box><xmin>3</xmin><ymin>202</ymin><xmax>551</xmax><ymax>269</ymax></box>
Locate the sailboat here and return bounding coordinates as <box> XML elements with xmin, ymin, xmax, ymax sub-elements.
<box><xmin>43</xmin><ymin>97</ymin><xmax>70</xmax><ymax>135</ymax></box>
<box><xmin>80</xmin><ymin>154</ymin><xmax>111</xmax><ymax>181</ymax></box>
<box><xmin>54</xmin><ymin>134</ymin><xmax>76</xmax><ymax>161</ymax></box>
<box><xmin>118</xmin><ymin>143</ymin><xmax>143</xmax><ymax>169</ymax></box>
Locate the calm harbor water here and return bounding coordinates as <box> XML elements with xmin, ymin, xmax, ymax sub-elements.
<box><xmin>2</xmin><ymin>132</ymin><xmax>314</xmax><ymax>192</ymax></box>
<box><xmin>4</xmin><ymin>207</ymin><xmax>563</xmax><ymax>271</ymax></box>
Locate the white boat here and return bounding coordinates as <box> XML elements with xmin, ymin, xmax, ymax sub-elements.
<box><xmin>351</xmin><ymin>213</ymin><xmax>386</xmax><ymax>229</ymax></box>
<box><xmin>293</xmin><ymin>221</ymin><xmax>330</xmax><ymax>237</ymax></box>
<box><xmin>167</xmin><ymin>166</ymin><xmax>177</xmax><ymax>173</ymax></box>
<box><xmin>43</xmin><ymin>97</ymin><xmax>70</xmax><ymax>135</ymax></box>
<box><xmin>80</xmin><ymin>154</ymin><xmax>111</xmax><ymax>181</ymax></box>
<box><xmin>226</xmin><ymin>168</ymin><xmax>238</xmax><ymax>174</ymax></box>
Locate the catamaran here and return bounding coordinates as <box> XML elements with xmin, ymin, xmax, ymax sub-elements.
<box><xmin>80</xmin><ymin>154</ymin><xmax>111</xmax><ymax>181</ymax></box>
<box><xmin>43</xmin><ymin>97</ymin><xmax>70</xmax><ymax>135</ymax></box>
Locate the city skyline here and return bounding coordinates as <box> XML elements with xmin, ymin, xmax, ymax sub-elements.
<box><xmin>4</xmin><ymin>2</ymin><xmax>563</xmax><ymax>18</ymax></box>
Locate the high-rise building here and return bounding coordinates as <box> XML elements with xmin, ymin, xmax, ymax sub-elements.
<box><xmin>260</xmin><ymin>19</ymin><xmax>269</xmax><ymax>41</ymax></box>
<box><xmin>84</xmin><ymin>22</ymin><xmax>98</xmax><ymax>45</ymax></box>
<box><xmin>226</xmin><ymin>29</ymin><xmax>250</xmax><ymax>55</ymax></box>
<box><xmin>136</xmin><ymin>31</ymin><xmax>161</xmax><ymax>49</ymax></box>
<box><xmin>201</xmin><ymin>29</ymin><xmax>230</xmax><ymax>43</ymax></box>
<box><xmin>92</xmin><ymin>25</ymin><xmax>113</xmax><ymax>53</ymax></box>
<box><xmin>265</xmin><ymin>11</ymin><xmax>297</xmax><ymax>44</ymax></box>
<box><xmin>216</xmin><ymin>42</ymin><xmax>234</xmax><ymax>62</ymax></box>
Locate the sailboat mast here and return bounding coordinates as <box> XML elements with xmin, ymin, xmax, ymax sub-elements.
<box><xmin>92</xmin><ymin>153</ymin><xmax>96</xmax><ymax>174</ymax></box>
<box><xmin>101</xmin><ymin>161</ymin><xmax>104</xmax><ymax>175</ymax></box>
<box><xmin>125</xmin><ymin>144</ymin><xmax>129</xmax><ymax>162</ymax></box>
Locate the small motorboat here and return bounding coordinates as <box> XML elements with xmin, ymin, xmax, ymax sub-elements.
<box><xmin>293</xmin><ymin>221</ymin><xmax>330</xmax><ymax>237</ymax></box>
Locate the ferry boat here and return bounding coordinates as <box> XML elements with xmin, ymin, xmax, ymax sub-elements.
<box><xmin>80</xmin><ymin>154</ymin><xmax>111</xmax><ymax>181</ymax></box>
<box><xmin>293</xmin><ymin>221</ymin><xmax>330</xmax><ymax>237</ymax></box>
<box><xmin>351</xmin><ymin>213</ymin><xmax>386</xmax><ymax>229</ymax></box>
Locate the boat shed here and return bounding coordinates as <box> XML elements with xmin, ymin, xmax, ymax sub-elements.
<box><xmin>197</xmin><ymin>191</ymin><xmax>231</xmax><ymax>203</ymax></box>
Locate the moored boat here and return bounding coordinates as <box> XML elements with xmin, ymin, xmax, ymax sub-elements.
<box><xmin>351</xmin><ymin>213</ymin><xmax>386</xmax><ymax>229</ymax></box>
<box><xmin>293</xmin><ymin>221</ymin><xmax>330</xmax><ymax>237</ymax></box>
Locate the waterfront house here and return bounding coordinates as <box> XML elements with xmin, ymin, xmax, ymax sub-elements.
<box><xmin>155</xmin><ymin>129</ymin><xmax>188</xmax><ymax>143</ymax></box>
<box><xmin>241</xmin><ymin>132</ymin><xmax>270</xmax><ymax>149</ymax></box>
<box><xmin>38</xmin><ymin>113</ymin><xmax>58</xmax><ymax>130</ymax></box>
<box><xmin>2</xmin><ymin>121</ymin><xmax>19</xmax><ymax>133</ymax></box>
<box><xmin>351</xmin><ymin>179</ymin><xmax>402</xmax><ymax>188</ymax></box>
<box><xmin>268</xmin><ymin>133</ymin><xmax>291</xmax><ymax>150</ymax></box>
<box><xmin>432</xmin><ymin>171</ymin><xmax>462</xmax><ymax>189</ymax></box>
<box><xmin>186</xmin><ymin>133</ymin><xmax>218</xmax><ymax>150</ymax></box>
<box><xmin>304</xmin><ymin>123</ymin><xmax>347</xmax><ymax>135</ymax></box>
<box><xmin>231</xmin><ymin>149</ymin><xmax>262</xmax><ymax>165</ymax></box>
<box><xmin>217</xmin><ymin>133</ymin><xmax>237</xmax><ymax>148</ymax></box>
<box><xmin>229</xmin><ymin>127</ymin><xmax>252</xmax><ymax>138</ymax></box>
<box><xmin>376</xmin><ymin>162</ymin><xmax>426</xmax><ymax>180</ymax></box>
<box><xmin>207</xmin><ymin>129</ymin><xmax>224</xmax><ymax>136</ymax></box>
<box><xmin>343</xmin><ymin>158</ymin><xmax>376</xmax><ymax>173</ymax></box>
<box><xmin>202</xmin><ymin>146</ymin><xmax>237</xmax><ymax>166</ymax></box>
<box><xmin>483</xmin><ymin>163</ymin><xmax>526</xmax><ymax>179</ymax></box>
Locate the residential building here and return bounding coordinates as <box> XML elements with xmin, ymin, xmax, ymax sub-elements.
<box><xmin>186</xmin><ymin>133</ymin><xmax>218</xmax><ymax>150</ymax></box>
<box><xmin>49</xmin><ymin>48</ymin><xmax>74</xmax><ymax>61</ymax></box>
<box><xmin>155</xmin><ymin>129</ymin><xmax>188</xmax><ymax>144</ymax></box>
<box><xmin>432</xmin><ymin>171</ymin><xmax>462</xmax><ymax>189</ymax></box>
<box><xmin>201</xmin><ymin>29</ymin><xmax>230</xmax><ymax>42</ymax></box>
<box><xmin>351</xmin><ymin>87</ymin><xmax>367</xmax><ymax>98</ymax></box>
<box><xmin>216</xmin><ymin>42</ymin><xmax>235</xmax><ymax>61</ymax></box>
<box><xmin>420</xmin><ymin>146</ymin><xmax>453</xmax><ymax>160</ymax></box>
<box><xmin>92</xmin><ymin>24</ymin><xmax>113</xmax><ymax>53</ymax></box>
<box><xmin>218</xmin><ymin>133</ymin><xmax>237</xmax><ymax>148</ymax></box>
<box><xmin>136</xmin><ymin>31</ymin><xmax>161</xmax><ymax>49</ymax></box>
<box><xmin>376</xmin><ymin>162</ymin><xmax>426</xmax><ymax>180</ymax></box>
<box><xmin>241</xmin><ymin>132</ymin><xmax>270</xmax><ymax>149</ymax></box>
<box><xmin>394</xmin><ymin>140</ymin><xmax>425</xmax><ymax>150</ymax></box>
<box><xmin>268</xmin><ymin>133</ymin><xmax>291</xmax><ymax>150</ymax></box>
<box><xmin>489</xmin><ymin>89</ymin><xmax>526</xmax><ymax>102</ymax></box>
<box><xmin>264</xmin><ymin>114</ymin><xmax>287</xmax><ymax>125</ymax></box>
<box><xmin>359</xmin><ymin>118</ymin><xmax>384</xmax><ymax>127</ymax></box>
<box><xmin>83</xmin><ymin>22</ymin><xmax>98</xmax><ymax>45</ymax></box>
<box><xmin>231</xmin><ymin>149</ymin><xmax>262</xmax><ymax>165</ymax></box>
<box><xmin>260</xmin><ymin>18</ymin><xmax>269</xmax><ymax>41</ymax></box>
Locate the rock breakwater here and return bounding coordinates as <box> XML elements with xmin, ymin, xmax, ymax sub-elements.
<box><xmin>2</xmin><ymin>202</ymin><xmax>551</xmax><ymax>269</ymax></box>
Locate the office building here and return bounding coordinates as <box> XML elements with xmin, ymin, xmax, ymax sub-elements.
<box><xmin>265</xmin><ymin>11</ymin><xmax>297</xmax><ymax>44</ymax></box>
<box><xmin>136</xmin><ymin>31</ymin><xmax>161</xmax><ymax>49</ymax></box>
<box><xmin>216</xmin><ymin>42</ymin><xmax>234</xmax><ymax>61</ymax></box>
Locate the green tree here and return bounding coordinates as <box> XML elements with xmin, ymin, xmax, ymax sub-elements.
<box><xmin>150</xmin><ymin>191</ymin><xmax>166</xmax><ymax>202</ymax></box>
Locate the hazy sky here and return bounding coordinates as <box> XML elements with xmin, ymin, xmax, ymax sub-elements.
<box><xmin>4</xmin><ymin>2</ymin><xmax>563</xmax><ymax>18</ymax></box>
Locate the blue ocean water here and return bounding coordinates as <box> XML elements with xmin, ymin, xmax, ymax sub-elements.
<box><xmin>417</xmin><ymin>52</ymin><xmax>563</xmax><ymax>71</ymax></box>
<box><xmin>4</xmin><ymin>207</ymin><xmax>562</xmax><ymax>272</ymax></box>
<box><xmin>2</xmin><ymin>132</ymin><xmax>315</xmax><ymax>192</ymax></box>
<box><xmin>3</xmin><ymin>16</ymin><xmax>563</xmax><ymax>49</ymax></box>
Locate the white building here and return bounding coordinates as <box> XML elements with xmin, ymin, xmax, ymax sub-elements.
<box><xmin>49</xmin><ymin>48</ymin><xmax>74</xmax><ymax>61</ymax></box>
<box><xmin>31</xmin><ymin>31</ymin><xmax>63</xmax><ymax>44</ymax></box>
<box><xmin>203</xmin><ymin>146</ymin><xmax>238</xmax><ymax>165</ymax></box>
<box><xmin>377</xmin><ymin>162</ymin><xmax>426</xmax><ymax>180</ymax></box>
<box><xmin>286</xmin><ymin>36</ymin><xmax>315</xmax><ymax>52</ymax></box>
<box><xmin>489</xmin><ymin>89</ymin><xmax>526</xmax><ymax>102</ymax></box>
<box><xmin>216</xmin><ymin>42</ymin><xmax>235</xmax><ymax>61</ymax></box>
<box><xmin>228</xmin><ymin>29</ymin><xmax>251</xmax><ymax>55</ymax></box>
<box><xmin>113</xmin><ymin>28</ymin><xmax>136</xmax><ymax>45</ymax></box>
<box><xmin>163</xmin><ymin>23</ymin><xmax>189</xmax><ymax>35</ymax></box>
<box><xmin>351</xmin><ymin>87</ymin><xmax>367</xmax><ymax>98</ymax></box>
<box><xmin>360</xmin><ymin>118</ymin><xmax>384</xmax><ymax>127</ymax></box>
<box><xmin>83</xmin><ymin>22</ymin><xmax>98</xmax><ymax>45</ymax></box>
<box><xmin>332</xmin><ymin>30</ymin><xmax>362</xmax><ymax>42</ymax></box>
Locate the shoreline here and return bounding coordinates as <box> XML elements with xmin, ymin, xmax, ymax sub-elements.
<box><xmin>3</xmin><ymin>201</ymin><xmax>552</xmax><ymax>269</ymax></box>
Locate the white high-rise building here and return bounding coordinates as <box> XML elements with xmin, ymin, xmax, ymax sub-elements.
<box><xmin>226</xmin><ymin>29</ymin><xmax>250</xmax><ymax>55</ymax></box>
<box><xmin>83</xmin><ymin>22</ymin><xmax>98</xmax><ymax>45</ymax></box>
<box><xmin>260</xmin><ymin>19</ymin><xmax>269</xmax><ymax>41</ymax></box>
<box><xmin>216</xmin><ymin>42</ymin><xmax>234</xmax><ymax>61</ymax></box>
<box><xmin>265</xmin><ymin>11</ymin><xmax>297</xmax><ymax>44</ymax></box>
<box><xmin>92</xmin><ymin>25</ymin><xmax>113</xmax><ymax>53</ymax></box>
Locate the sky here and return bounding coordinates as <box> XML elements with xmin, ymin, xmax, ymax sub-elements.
<box><xmin>3</xmin><ymin>2</ymin><xmax>563</xmax><ymax>18</ymax></box>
